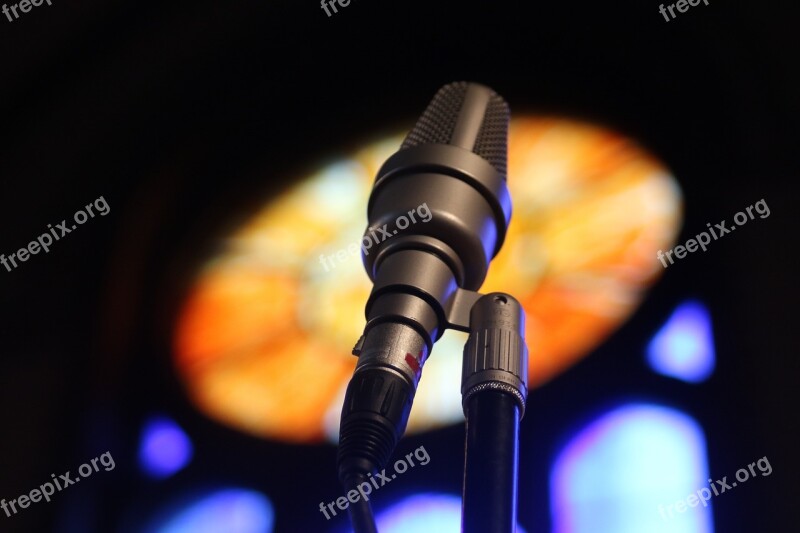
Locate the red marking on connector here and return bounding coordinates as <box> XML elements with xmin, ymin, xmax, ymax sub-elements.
<box><xmin>405</xmin><ymin>353</ymin><xmax>420</xmax><ymax>373</ymax></box>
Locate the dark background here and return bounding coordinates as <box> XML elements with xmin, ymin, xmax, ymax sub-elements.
<box><xmin>0</xmin><ymin>0</ymin><xmax>797</xmax><ymax>531</ymax></box>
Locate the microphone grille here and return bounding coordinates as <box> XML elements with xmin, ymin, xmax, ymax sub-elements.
<box><xmin>401</xmin><ymin>82</ymin><xmax>509</xmax><ymax>176</ymax></box>
<box><xmin>402</xmin><ymin>82</ymin><xmax>469</xmax><ymax>150</ymax></box>
<box><xmin>473</xmin><ymin>90</ymin><xmax>510</xmax><ymax>177</ymax></box>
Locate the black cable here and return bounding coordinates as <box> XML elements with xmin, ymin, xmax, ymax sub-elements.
<box><xmin>343</xmin><ymin>473</ymin><xmax>378</xmax><ymax>533</ymax></box>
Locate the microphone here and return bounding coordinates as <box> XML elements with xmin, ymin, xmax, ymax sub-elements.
<box><xmin>337</xmin><ymin>82</ymin><xmax>515</xmax><ymax>520</ymax></box>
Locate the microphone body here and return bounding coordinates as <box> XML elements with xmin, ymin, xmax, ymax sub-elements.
<box><xmin>337</xmin><ymin>82</ymin><xmax>514</xmax><ymax>487</ymax></box>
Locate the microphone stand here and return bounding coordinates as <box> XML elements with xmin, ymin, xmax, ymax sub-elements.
<box><xmin>435</xmin><ymin>287</ymin><xmax>528</xmax><ymax>532</ymax></box>
<box><xmin>459</xmin><ymin>292</ymin><xmax>528</xmax><ymax>533</ymax></box>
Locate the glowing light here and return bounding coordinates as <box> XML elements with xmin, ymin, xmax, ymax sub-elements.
<box><xmin>647</xmin><ymin>301</ymin><xmax>715</xmax><ymax>383</ymax></box>
<box><xmin>550</xmin><ymin>404</ymin><xmax>713</xmax><ymax>533</ymax></box>
<box><xmin>139</xmin><ymin>415</ymin><xmax>193</xmax><ymax>478</ymax></box>
<box><xmin>360</xmin><ymin>494</ymin><xmax>526</xmax><ymax>533</ymax></box>
<box><xmin>173</xmin><ymin>117</ymin><xmax>683</xmax><ymax>443</ymax></box>
<box><xmin>150</xmin><ymin>488</ymin><xmax>274</xmax><ymax>533</ymax></box>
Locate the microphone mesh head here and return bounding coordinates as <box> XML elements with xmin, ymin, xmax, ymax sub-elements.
<box><xmin>401</xmin><ymin>82</ymin><xmax>509</xmax><ymax>176</ymax></box>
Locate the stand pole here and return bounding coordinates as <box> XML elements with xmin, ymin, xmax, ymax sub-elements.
<box><xmin>461</xmin><ymin>293</ymin><xmax>528</xmax><ymax>533</ymax></box>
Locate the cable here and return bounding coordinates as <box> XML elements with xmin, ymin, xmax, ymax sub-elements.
<box><xmin>342</xmin><ymin>473</ymin><xmax>378</xmax><ymax>533</ymax></box>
